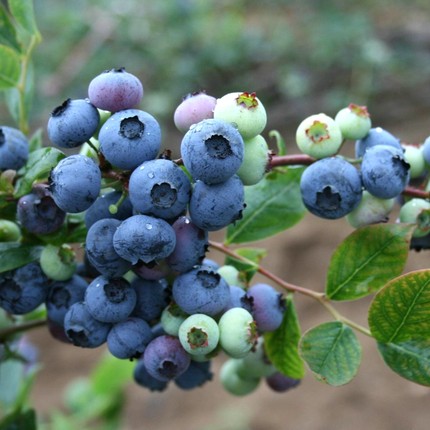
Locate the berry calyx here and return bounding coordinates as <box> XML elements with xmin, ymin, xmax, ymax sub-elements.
<box><xmin>236</xmin><ymin>92</ymin><xmax>259</xmax><ymax>109</ymax></box>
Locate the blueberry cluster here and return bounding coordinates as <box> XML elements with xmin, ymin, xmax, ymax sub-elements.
<box><xmin>0</xmin><ymin>69</ymin><xmax>293</xmax><ymax>396</ymax></box>
<box><xmin>295</xmin><ymin>105</ymin><xmax>428</xmax><ymax>226</ymax></box>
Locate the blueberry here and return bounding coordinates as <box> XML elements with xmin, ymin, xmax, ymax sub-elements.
<box><xmin>181</xmin><ymin>118</ymin><xmax>244</xmax><ymax>184</ymax></box>
<box><xmin>224</xmin><ymin>285</ymin><xmax>253</xmax><ymax>313</ymax></box>
<box><xmin>334</xmin><ymin>104</ymin><xmax>372</xmax><ymax>140</ymax></box>
<box><xmin>143</xmin><ymin>335</ymin><xmax>191</xmax><ymax>382</ymax></box>
<box><xmin>0</xmin><ymin>220</ymin><xmax>21</xmax><ymax>241</ymax></box>
<box><xmin>300</xmin><ymin>156</ymin><xmax>363</xmax><ymax>219</ymax></box>
<box><xmin>165</xmin><ymin>216</ymin><xmax>208</xmax><ymax>273</ymax></box>
<box><xmin>45</xmin><ymin>275</ymin><xmax>88</xmax><ymax>326</ymax></box>
<box><xmin>84</xmin><ymin>191</ymin><xmax>133</xmax><ymax>229</ymax></box>
<box><xmin>133</xmin><ymin>358</ymin><xmax>169</xmax><ymax>392</ymax></box>
<box><xmin>47</xmin><ymin>98</ymin><xmax>100</xmax><ymax>148</ymax></box>
<box><xmin>85</xmin><ymin>218</ymin><xmax>132</xmax><ymax>278</ymax></box>
<box><xmin>173</xmin><ymin>91</ymin><xmax>217</xmax><ymax>133</ymax></box>
<box><xmin>107</xmin><ymin>317</ymin><xmax>153</xmax><ymax>359</ymax></box>
<box><xmin>99</xmin><ymin>109</ymin><xmax>161</xmax><ymax>170</ymax></box>
<box><xmin>219</xmin><ymin>358</ymin><xmax>260</xmax><ymax>396</ymax></box>
<box><xmin>160</xmin><ymin>302</ymin><xmax>189</xmax><ymax>336</ymax></box>
<box><xmin>88</xmin><ymin>68</ymin><xmax>144</xmax><ymax>113</ymax></box>
<box><xmin>63</xmin><ymin>302</ymin><xmax>111</xmax><ymax>348</ymax></box>
<box><xmin>361</xmin><ymin>144</ymin><xmax>410</xmax><ymax>199</ymax></box>
<box><xmin>355</xmin><ymin>127</ymin><xmax>402</xmax><ymax>158</ymax></box>
<box><xmin>172</xmin><ymin>264</ymin><xmax>230</xmax><ymax>316</ymax></box>
<box><xmin>0</xmin><ymin>262</ymin><xmax>50</xmax><ymax>315</ymax></box>
<box><xmin>113</xmin><ymin>214</ymin><xmax>176</xmax><ymax>264</ymax></box>
<box><xmin>218</xmin><ymin>307</ymin><xmax>258</xmax><ymax>358</ymax></box>
<box><xmin>128</xmin><ymin>159</ymin><xmax>191</xmax><ymax>219</ymax></box>
<box><xmin>0</xmin><ymin>126</ymin><xmax>29</xmax><ymax>171</ymax></box>
<box><xmin>17</xmin><ymin>184</ymin><xmax>66</xmax><ymax>235</ymax></box>
<box><xmin>265</xmin><ymin>372</ymin><xmax>301</xmax><ymax>393</ymax></box>
<box><xmin>421</xmin><ymin>135</ymin><xmax>430</xmax><ymax>165</ymax></box>
<box><xmin>178</xmin><ymin>313</ymin><xmax>220</xmax><ymax>356</ymax></box>
<box><xmin>85</xmin><ymin>276</ymin><xmax>136</xmax><ymax>323</ymax></box>
<box><xmin>174</xmin><ymin>360</ymin><xmax>213</xmax><ymax>390</ymax></box>
<box><xmin>213</xmin><ymin>91</ymin><xmax>267</xmax><ymax>140</ymax></box>
<box><xmin>131</xmin><ymin>277</ymin><xmax>170</xmax><ymax>322</ymax></box>
<box><xmin>132</xmin><ymin>259</ymin><xmax>172</xmax><ymax>281</ymax></box>
<box><xmin>40</xmin><ymin>244</ymin><xmax>77</xmax><ymax>281</ymax></box>
<box><xmin>296</xmin><ymin>113</ymin><xmax>343</xmax><ymax>158</ymax></box>
<box><xmin>49</xmin><ymin>154</ymin><xmax>101</xmax><ymax>213</ymax></box>
<box><xmin>247</xmin><ymin>283</ymin><xmax>285</xmax><ymax>332</ymax></box>
<box><xmin>189</xmin><ymin>175</ymin><xmax>245</xmax><ymax>231</ymax></box>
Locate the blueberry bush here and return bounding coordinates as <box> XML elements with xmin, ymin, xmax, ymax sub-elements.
<box><xmin>1</xmin><ymin>1</ymin><xmax>430</xmax><ymax>429</ymax></box>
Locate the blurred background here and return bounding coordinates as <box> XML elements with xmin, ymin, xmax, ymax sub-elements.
<box><xmin>10</xmin><ymin>0</ymin><xmax>430</xmax><ymax>429</ymax></box>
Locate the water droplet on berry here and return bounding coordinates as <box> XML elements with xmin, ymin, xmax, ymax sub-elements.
<box><xmin>145</xmin><ymin>223</ymin><xmax>153</xmax><ymax>230</ymax></box>
<box><xmin>184</xmin><ymin>218</ymin><xmax>191</xmax><ymax>224</ymax></box>
<box><xmin>148</xmin><ymin>172</ymin><xmax>155</xmax><ymax>179</ymax></box>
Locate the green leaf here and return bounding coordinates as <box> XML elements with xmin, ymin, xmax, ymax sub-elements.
<box><xmin>226</xmin><ymin>167</ymin><xmax>306</xmax><ymax>244</ymax></box>
<box><xmin>28</xmin><ymin>128</ymin><xmax>43</xmax><ymax>152</ymax></box>
<box><xmin>368</xmin><ymin>269</ymin><xmax>430</xmax><ymax>343</ymax></box>
<box><xmin>377</xmin><ymin>340</ymin><xmax>430</xmax><ymax>386</ymax></box>
<box><xmin>0</xmin><ymin>242</ymin><xmax>43</xmax><ymax>273</ymax></box>
<box><xmin>326</xmin><ymin>224</ymin><xmax>414</xmax><ymax>301</ymax></box>
<box><xmin>0</xmin><ymin>44</ymin><xmax>21</xmax><ymax>89</ymax></box>
<box><xmin>14</xmin><ymin>147</ymin><xmax>65</xmax><ymax>197</ymax></box>
<box><xmin>299</xmin><ymin>321</ymin><xmax>362</xmax><ymax>386</ymax></box>
<box><xmin>224</xmin><ymin>247</ymin><xmax>267</xmax><ymax>284</ymax></box>
<box><xmin>7</xmin><ymin>0</ymin><xmax>40</xmax><ymax>38</ymax></box>
<box><xmin>0</xmin><ymin>409</ymin><xmax>36</xmax><ymax>430</ymax></box>
<box><xmin>264</xmin><ymin>294</ymin><xmax>305</xmax><ymax>379</ymax></box>
<box><xmin>0</xmin><ymin>5</ymin><xmax>20</xmax><ymax>50</ymax></box>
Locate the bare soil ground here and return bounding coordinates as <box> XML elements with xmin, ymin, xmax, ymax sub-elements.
<box><xmin>28</xmin><ymin>115</ymin><xmax>430</xmax><ymax>430</ymax></box>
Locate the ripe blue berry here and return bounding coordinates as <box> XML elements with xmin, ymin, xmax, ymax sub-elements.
<box><xmin>143</xmin><ymin>335</ymin><xmax>191</xmax><ymax>382</ymax></box>
<box><xmin>300</xmin><ymin>156</ymin><xmax>363</xmax><ymax>219</ymax></box>
<box><xmin>247</xmin><ymin>283</ymin><xmax>285</xmax><ymax>332</ymax></box>
<box><xmin>173</xmin><ymin>91</ymin><xmax>217</xmax><ymax>133</ymax></box>
<box><xmin>0</xmin><ymin>126</ymin><xmax>29</xmax><ymax>170</ymax></box>
<box><xmin>85</xmin><ymin>276</ymin><xmax>137</xmax><ymax>323</ymax></box>
<box><xmin>133</xmin><ymin>358</ymin><xmax>169</xmax><ymax>392</ymax></box>
<box><xmin>85</xmin><ymin>218</ymin><xmax>132</xmax><ymax>278</ymax></box>
<box><xmin>49</xmin><ymin>154</ymin><xmax>101</xmax><ymax>213</ymax></box>
<box><xmin>17</xmin><ymin>184</ymin><xmax>66</xmax><ymax>235</ymax></box>
<box><xmin>165</xmin><ymin>216</ymin><xmax>208</xmax><ymax>273</ymax></box>
<box><xmin>99</xmin><ymin>109</ymin><xmax>161</xmax><ymax>170</ymax></box>
<box><xmin>174</xmin><ymin>360</ymin><xmax>213</xmax><ymax>390</ymax></box>
<box><xmin>265</xmin><ymin>372</ymin><xmax>301</xmax><ymax>392</ymax></box>
<box><xmin>47</xmin><ymin>98</ymin><xmax>100</xmax><ymax>148</ymax></box>
<box><xmin>107</xmin><ymin>317</ymin><xmax>153</xmax><ymax>359</ymax></box>
<box><xmin>113</xmin><ymin>214</ymin><xmax>176</xmax><ymax>264</ymax></box>
<box><xmin>172</xmin><ymin>265</ymin><xmax>230</xmax><ymax>316</ymax></box>
<box><xmin>88</xmin><ymin>68</ymin><xmax>144</xmax><ymax>112</ymax></box>
<box><xmin>63</xmin><ymin>302</ymin><xmax>111</xmax><ymax>348</ymax></box>
<box><xmin>189</xmin><ymin>175</ymin><xmax>245</xmax><ymax>231</ymax></box>
<box><xmin>224</xmin><ymin>285</ymin><xmax>253</xmax><ymax>313</ymax></box>
<box><xmin>131</xmin><ymin>277</ymin><xmax>170</xmax><ymax>322</ymax></box>
<box><xmin>355</xmin><ymin>127</ymin><xmax>402</xmax><ymax>158</ymax></box>
<box><xmin>0</xmin><ymin>262</ymin><xmax>50</xmax><ymax>315</ymax></box>
<box><xmin>361</xmin><ymin>145</ymin><xmax>410</xmax><ymax>199</ymax></box>
<box><xmin>181</xmin><ymin>118</ymin><xmax>244</xmax><ymax>184</ymax></box>
<box><xmin>45</xmin><ymin>275</ymin><xmax>88</xmax><ymax>326</ymax></box>
<box><xmin>128</xmin><ymin>159</ymin><xmax>191</xmax><ymax>219</ymax></box>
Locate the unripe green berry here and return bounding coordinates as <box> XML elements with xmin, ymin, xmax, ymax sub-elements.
<box><xmin>218</xmin><ymin>307</ymin><xmax>258</xmax><ymax>358</ymax></box>
<box><xmin>220</xmin><ymin>358</ymin><xmax>260</xmax><ymax>396</ymax></box>
<box><xmin>40</xmin><ymin>244</ymin><xmax>77</xmax><ymax>281</ymax></box>
<box><xmin>296</xmin><ymin>113</ymin><xmax>343</xmax><ymax>158</ymax></box>
<box><xmin>213</xmin><ymin>91</ymin><xmax>267</xmax><ymax>140</ymax></box>
<box><xmin>402</xmin><ymin>144</ymin><xmax>426</xmax><ymax>179</ymax></box>
<box><xmin>0</xmin><ymin>219</ymin><xmax>21</xmax><ymax>242</ymax></box>
<box><xmin>399</xmin><ymin>198</ymin><xmax>430</xmax><ymax>238</ymax></box>
<box><xmin>334</xmin><ymin>103</ymin><xmax>371</xmax><ymax>140</ymax></box>
<box><xmin>178</xmin><ymin>313</ymin><xmax>220</xmax><ymax>356</ymax></box>
<box><xmin>160</xmin><ymin>302</ymin><xmax>189</xmax><ymax>336</ymax></box>
<box><xmin>346</xmin><ymin>191</ymin><xmax>395</xmax><ymax>228</ymax></box>
<box><xmin>236</xmin><ymin>134</ymin><xmax>269</xmax><ymax>185</ymax></box>
<box><xmin>217</xmin><ymin>264</ymin><xmax>244</xmax><ymax>287</ymax></box>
